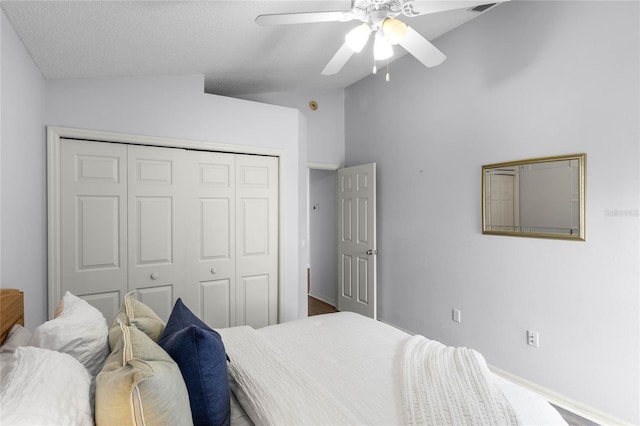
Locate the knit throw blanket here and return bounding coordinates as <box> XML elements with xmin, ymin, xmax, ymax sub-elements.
<box><xmin>401</xmin><ymin>335</ymin><xmax>520</xmax><ymax>426</ymax></box>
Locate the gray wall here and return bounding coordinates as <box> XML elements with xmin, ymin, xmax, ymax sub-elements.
<box><xmin>237</xmin><ymin>89</ymin><xmax>345</xmax><ymax>166</ymax></box>
<box><xmin>345</xmin><ymin>1</ymin><xmax>638</xmax><ymax>423</ymax></box>
<box><xmin>1</xmin><ymin>10</ymin><xmax>308</xmax><ymax>325</ymax></box>
<box><xmin>519</xmin><ymin>162</ymin><xmax>575</xmax><ymax>231</ymax></box>
<box><xmin>1</xmin><ymin>12</ymin><xmax>47</xmax><ymax>328</ymax></box>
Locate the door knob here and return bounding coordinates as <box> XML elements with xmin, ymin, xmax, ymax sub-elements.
<box><xmin>210</xmin><ymin>268</ymin><xmax>217</xmax><ymax>275</ymax></box>
<box><xmin>150</xmin><ymin>272</ymin><xmax>158</xmax><ymax>280</ymax></box>
<box><xmin>366</xmin><ymin>249</ymin><xmax>378</xmax><ymax>255</ymax></box>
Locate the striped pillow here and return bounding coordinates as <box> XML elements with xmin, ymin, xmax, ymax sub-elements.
<box><xmin>96</xmin><ymin>319</ymin><xmax>193</xmax><ymax>426</ymax></box>
<box><xmin>111</xmin><ymin>291</ymin><xmax>165</xmax><ymax>343</ymax></box>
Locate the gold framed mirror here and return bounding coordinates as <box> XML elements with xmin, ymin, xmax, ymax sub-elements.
<box><xmin>482</xmin><ymin>154</ymin><xmax>586</xmax><ymax>241</ymax></box>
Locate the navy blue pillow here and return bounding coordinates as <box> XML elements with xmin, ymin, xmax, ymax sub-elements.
<box><xmin>159</xmin><ymin>298</ymin><xmax>230</xmax><ymax>426</ymax></box>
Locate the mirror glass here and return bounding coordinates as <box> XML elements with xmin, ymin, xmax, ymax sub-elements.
<box><xmin>482</xmin><ymin>154</ymin><xmax>586</xmax><ymax>240</ymax></box>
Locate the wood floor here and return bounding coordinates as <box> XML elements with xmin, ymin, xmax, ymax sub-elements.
<box><xmin>308</xmin><ymin>296</ymin><xmax>337</xmax><ymax>316</ymax></box>
<box><xmin>552</xmin><ymin>405</ymin><xmax>599</xmax><ymax>426</ymax></box>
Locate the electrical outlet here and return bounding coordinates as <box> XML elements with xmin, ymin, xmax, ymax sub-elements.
<box><xmin>452</xmin><ymin>308</ymin><xmax>461</xmax><ymax>323</ymax></box>
<box><xmin>527</xmin><ymin>330</ymin><xmax>539</xmax><ymax>348</ymax></box>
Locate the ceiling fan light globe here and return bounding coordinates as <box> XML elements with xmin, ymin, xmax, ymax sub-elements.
<box><xmin>382</xmin><ymin>18</ymin><xmax>408</xmax><ymax>45</ymax></box>
<box><xmin>374</xmin><ymin>35</ymin><xmax>394</xmax><ymax>60</ymax></box>
<box><xmin>345</xmin><ymin>23</ymin><xmax>371</xmax><ymax>53</ymax></box>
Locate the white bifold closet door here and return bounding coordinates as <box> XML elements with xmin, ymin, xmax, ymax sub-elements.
<box><xmin>186</xmin><ymin>152</ymin><xmax>278</xmax><ymax>328</ymax></box>
<box><xmin>60</xmin><ymin>140</ymin><xmax>129</xmax><ymax>320</ymax></box>
<box><xmin>127</xmin><ymin>144</ymin><xmax>188</xmax><ymax>321</ymax></box>
<box><xmin>234</xmin><ymin>154</ymin><xmax>279</xmax><ymax>328</ymax></box>
<box><xmin>58</xmin><ymin>139</ymin><xmax>278</xmax><ymax>328</ymax></box>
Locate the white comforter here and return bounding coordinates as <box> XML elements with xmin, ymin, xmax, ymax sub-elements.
<box><xmin>219</xmin><ymin>312</ymin><xmax>566</xmax><ymax>426</ymax></box>
<box><xmin>221</xmin><ymin>326</ymin><xmax>360</xmax><ymax>425</ymax></box>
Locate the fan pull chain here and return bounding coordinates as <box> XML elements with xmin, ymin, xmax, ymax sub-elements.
<box><xmin>372</xmin><ymin>61</ymin><xmax>391</xmax><ymax>81</ymax></box>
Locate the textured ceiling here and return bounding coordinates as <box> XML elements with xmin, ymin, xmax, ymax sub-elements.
<box><xmin>1</xmin><ymin>1</ymin><xmax>493</xmax><ymax>96</ymax></box>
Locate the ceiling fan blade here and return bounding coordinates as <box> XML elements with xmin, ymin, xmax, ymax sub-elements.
<box><xmin>321</xmin><ymin>43</ymin><xmax>355</xmax><ymax>76</ymax></box>
<box><xmin>402</xmin><ymin>0</ymin><xmax>508</xmax><ymax>17</ymax></box>
<box><xmin>399</xmin><ymin>26</ymin><xmax>446</xmax><ymax>68</ymax></box>
<box><xmin>256</xmin><ymin>10</ymin><xmax>353</xmax><ymax>26</ymax></box>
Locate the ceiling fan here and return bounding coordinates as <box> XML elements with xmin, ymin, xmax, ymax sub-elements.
<box><xmin>256</xmin><ymin>0</ymin><xmax>507</xmax><ymax>77</ymax></box>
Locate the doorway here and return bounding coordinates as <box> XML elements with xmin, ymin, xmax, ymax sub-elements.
<box><xmin>307</xmin><ymin>163</ymin><xmax>378</xmax><ymax>318</ymax></box>
<box><xmin>308</xmin><ymin>167</ymin><xmax>338</xmax><ymax>315</ymax></box>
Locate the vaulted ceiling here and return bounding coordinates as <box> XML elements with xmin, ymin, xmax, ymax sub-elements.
<box><xmin>1</xmin><ymin>1</ymin><xmax>499</xmax><ymax>96</ymax></box>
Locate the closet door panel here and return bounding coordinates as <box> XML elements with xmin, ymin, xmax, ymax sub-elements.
<box><xmin>60</xmin><ymin>139</ymin><xmax>128</xmax><ymax>317</ymax></box>
<box><xmin>135</xmin><ymin>197</ymin><xmax>173</xmax><ymax>263</ymax></box>
<box><xmin>137</xmin><ymin>285</ymin><xmax>174</xmax><ymax>322</ymax></box>
<box><xmin>237</xmin><ymin>274</ymin><xmax>270</xmax><ymax>328</ymax></box>
<box><xmin>80</xmin><ymin>292</ymin><xmax>120</xmax><ymax>322</ymax></box>
<box><xmin>128</xmin><ymin>145</ymin><xmax>187</xmax><ymax>321</ymax></box>
<box><xmin>200</xmin><ymin>279</ymin><xmax>232</xmax><ymax>328</ymax></box>
<box><xmin>236</xmin><ymin>155</ymin><xmax>279</xmax><ymax>328</ymax></box>
<box><xmin>186</xmin><ymin>152</ymin><xmax>236</xmax><ymax>328</ymax></box>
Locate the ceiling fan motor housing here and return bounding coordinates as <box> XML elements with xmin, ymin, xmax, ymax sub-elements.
<box><xmin>353</xmin><ymin>0</ymin><xmax>403</xmax><ymax>24</ymax></box>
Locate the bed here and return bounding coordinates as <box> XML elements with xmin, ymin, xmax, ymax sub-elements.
<box><xmin>0</xmin><ymin>289</ymin><xmax>567</xmax><ymax>425</ymax></box>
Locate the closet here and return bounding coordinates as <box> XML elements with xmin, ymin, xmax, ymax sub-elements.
<box><xmin>56</xmin><ymin>138</ymin><xmax>278</xmax><ymax>328</ymax></box>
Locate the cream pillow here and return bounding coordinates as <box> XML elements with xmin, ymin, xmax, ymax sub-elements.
<box><xmin>96</xmin><ymin>319</ymin><xmax>193</xmax><ymax>425</ymax></box>
<box><xmin>112</xmin><ymin>291</ymin><xmax>165</xmax><ymax>342</ymax></box>
<box><xmin>29</xmin><ymin>292</ymin><xmax>109</xmax><ymax>377</ymax></box>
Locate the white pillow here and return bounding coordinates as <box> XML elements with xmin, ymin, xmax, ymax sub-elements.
<box><xmin>29</xmin><ymin>291</ymin><xmax>109</xmax><ymax>377</ymax></box>
<box><xmin>0</xmin><ymin>346</ymin><xmax>92</xmax><ymax>425</ymax></box>
<box><xmin>0</xmin><ymin>324</ymin><xmax>32</xmax><ymax>353</ymax></box>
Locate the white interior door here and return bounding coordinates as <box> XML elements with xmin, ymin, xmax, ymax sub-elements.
<box><xmin>337</xmin><ymin>163</ymin><xmax>377</xmax><ymax>319</ymax></box>
<box><xmin>186</xmin><ymin>151</ymin><xmax>237</xmax><ymax>328</ymax></box>
<box><xmin>236</xmin><ymin>154</ymin><xmax>279</xmax><ymax>328</ymax></box>
<box><xmin>489</xmin><ymin>174</ymin><xmax>517</xmax><ymax>231</ymax></box>
<box><xmin>60</xmin><ymin>139</ymin><xmax>128</xmax><ymax>321</ymax></box>
<box><xmin>127</xmin><ymin>145</ymin><xmax>187</xmax><ymax>321</ymax></box>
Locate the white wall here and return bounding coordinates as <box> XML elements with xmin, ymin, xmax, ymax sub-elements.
<box><xmin>237</xmin><ymin>89</ymin><xmax>345</xmax><ymax>166</ymax></box>
<box><xmin>44</xmin><ymin>74</ymin><xmax>306</xmax><ymax>324</ymax></box>
<box><xmin>1</xmin><ymin>11</ymin><xmax>47</xmax><ymax>329</ymax></box>
<box><xmin>345</xmin><ymin>1</ymin><xmax>639</xmax><ymax>423</ymax></box>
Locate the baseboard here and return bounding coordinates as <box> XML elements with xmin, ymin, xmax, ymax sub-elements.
<box><xmin>488</xmin><ymin>365</ymin><xmax>630</xmax><ymax>426</ymax></box>
<box><xmin>308</xmin><ymin>292</ymin><xmax>336</xmax><ymax>307</ymax></box>
<box><xmin>307</xmin><ymin>161</ymin><xmax>341</xmax><ymax>170</ymax></box>
<box><xmin>379</xmin><ymin>318</ymin><xmax>629</xmax><ymax>426</ymax></box>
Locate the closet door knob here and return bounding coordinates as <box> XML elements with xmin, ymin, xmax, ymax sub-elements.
<box><xmin>210</xmin><ymin>268</ymin><xmax>217</xmax><ymax>275</ymax></box>
<box><xmin>150</xmin><ymin>272</ymin><xmax>158</xmax><ymax>280</ymax></box>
